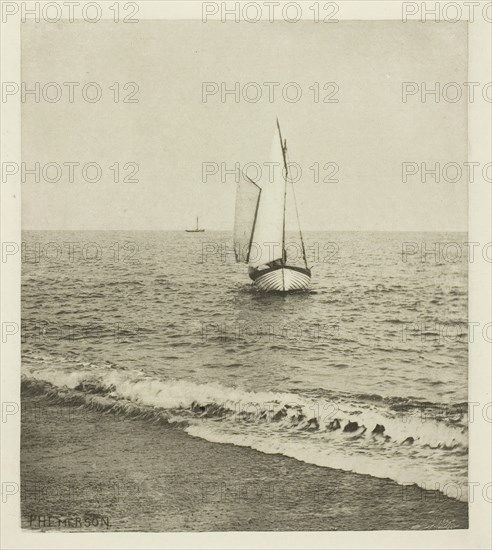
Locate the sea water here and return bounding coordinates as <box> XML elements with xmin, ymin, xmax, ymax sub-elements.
<box><xmin>21</xmin><ymin>230</ymin><xmax>470</xmax><ymax>501</ymax></box>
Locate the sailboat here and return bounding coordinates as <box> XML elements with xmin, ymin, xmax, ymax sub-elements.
<box><xmin>185</xmin><ymin>217</ymin><xmax>205</xmax><ymax>232</ymax></box>
<box><xmin>233</xmin><ymin>120</ymin><xmax>311</xmax><ymax>292</ymax></box>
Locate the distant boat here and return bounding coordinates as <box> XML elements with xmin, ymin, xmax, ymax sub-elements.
<box><xmin>233</xmin><ymin>119</ymin><xmax>311</xmax><ymax>292</ymax></box>
<box><xmin>185</xmin><ymin>217</ymin><xmax>205</xmax><ymax>232</ymax></box>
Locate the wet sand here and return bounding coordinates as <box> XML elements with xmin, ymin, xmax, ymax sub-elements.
<box><xmin>21</xmin><ymin>396</ymin><xmax>468</xmax><ymax>531</ymax></box>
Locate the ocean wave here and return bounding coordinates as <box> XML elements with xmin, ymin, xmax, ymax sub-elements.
<box><xmin>22</xmin><ymin>366</ymin><xmax>467</xmax><ymax>446</ymax></box>
<box><xmin>21</xmin><ymin>364</ymin><xmax>468</xmax><ymax>501</ymax></box>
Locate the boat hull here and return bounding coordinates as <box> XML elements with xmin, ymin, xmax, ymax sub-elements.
<box><xmin>249</xmin><ymin>265</ymin><xmax>311</xmax><ymax>292</ymax></box>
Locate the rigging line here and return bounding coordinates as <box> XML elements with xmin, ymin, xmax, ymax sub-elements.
<box><xmin>284</xmin><ymin>147</ymin><xmax>309</xmax><ymax>270</ymax></box>
<box><xmin>277</xmin><ymin>118</ymin><xmax>288</xmax><ymax>265</ymax></box>
<box><xmin>247</xmin><ymin>186</ymin><xmax>262</xmax><ymax>264</ymax></box>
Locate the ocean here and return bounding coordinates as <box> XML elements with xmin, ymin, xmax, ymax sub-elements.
<box><xmin>21</xmin><ymin>230</ymin><xmax>469</xmax><ymax>504</ymax></box>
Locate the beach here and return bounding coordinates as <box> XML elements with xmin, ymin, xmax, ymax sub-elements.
<box><xmin>21</xmin><ymin>393</ymin><xmax>468</xmax><ymax>532</ymax></box>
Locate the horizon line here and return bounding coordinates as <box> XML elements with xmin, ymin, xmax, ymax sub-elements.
<box><xmin>21</xmin><ymin>228</ymin><xmax>469</xmax><ymax>233</ymax></box>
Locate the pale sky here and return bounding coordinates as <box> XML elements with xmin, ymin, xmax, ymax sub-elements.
<box><xmin>21</xmin><ymin>20</ymin><xmax>468</xmax><ymax>231</ymax></box>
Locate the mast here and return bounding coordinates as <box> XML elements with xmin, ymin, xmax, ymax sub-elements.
<box><xmin>276</xmin><ymin>118</ymin><xmax>288</xmax><ymax>265</ymax></box>
<box><xmin>196</xmin><ymin>216</ymin><xmax>199</xmax><ymax>230</ymax></box>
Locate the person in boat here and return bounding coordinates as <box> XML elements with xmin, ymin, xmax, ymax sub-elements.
<box><xmin>248</xmin><ymin>253</ymin><xmax>286</xmax><ymax>280</ymax></box>
<box><xmin>269</xmin><ymin>257</ymin><xmax>284</xmax><ymax>269</ymax></box>
<box><xmin>256</xmin><ymin>249</ymin><xmax>287</xmax><ymax>270</ymax></box>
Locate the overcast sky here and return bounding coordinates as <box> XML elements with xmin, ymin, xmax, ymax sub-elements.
<box><xmin>21</xmin><ymin>20</ymin><xmax>468</xmax><ymax>231</ymax></box>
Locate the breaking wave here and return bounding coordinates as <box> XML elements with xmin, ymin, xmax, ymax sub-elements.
<box><xmin>22</xmin><ymin>362</ymin><xmax>468</xmax><ymax>502</ymax></box>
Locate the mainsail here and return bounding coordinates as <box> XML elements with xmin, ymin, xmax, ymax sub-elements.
<box><xmin>233</xmin><ymin>172</ymin><xmax>261</xmax><ymax>263</ymax></box>
<box><xmin>233</xmin><ymin>120</ymin><xmax>309</xmax><ymax>272</ymax></box>
<box><xmin>248</xmin><ymin>123</ymin><xmax>286</xmax><ymax>267</ymax></box>
<box><xmin>232</xmin><ymin>120</ymin><xmax>312</xmax><ymax>291</ymax></box>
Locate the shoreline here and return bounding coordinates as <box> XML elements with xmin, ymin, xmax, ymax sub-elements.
<box><xmin>21</xmin><ymin>395</ymin><xmax>468</xmax><ymax>532</ymax></box>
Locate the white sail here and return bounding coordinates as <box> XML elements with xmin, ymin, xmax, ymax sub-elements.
<box><xmin>233</xmin><ymin>171</ymin><xmax>261</xmax><ymax>263</ymax></box>
<box><xmin>231</xmin><ymin>120</ymin><xmax>311</xmax><ymax>291</ymax></box>
<box><xmin>249</xmin><ymin>124</ymin><xmax>286</xmax><ymax>267</ymax></box>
